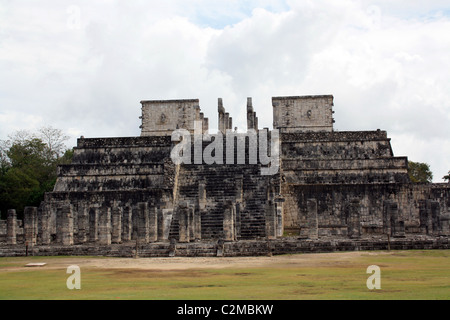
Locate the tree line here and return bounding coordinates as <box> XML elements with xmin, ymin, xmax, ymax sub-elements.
<box><xmin>0</xmin><ymin>127</ymin><xmax>73</xmax><ymax>219</ymax></box>
<box><xmin>407</xmin><ymin>161</ymin><xmax>449</xmax><ymax>184</ymax></box>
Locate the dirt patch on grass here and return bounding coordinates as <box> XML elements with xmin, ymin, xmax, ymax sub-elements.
<box><xmin>74</xmin><ymin>251</ymin><xmax>371</xmax><ymax>270</ymax></box>
<box><xmin>3</xmin><ymin>250</ymin><xmax>431</xmax><ymax>274</ymax></box>
<box><xmin>0</xmin><ymin>251</ymin><xmax>382</xmax><ymax>272</ymax></box>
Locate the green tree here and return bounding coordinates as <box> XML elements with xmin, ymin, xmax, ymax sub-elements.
<box><xmin>0</xmin><ymin>140</ymin><xmax>10</xmax><ymax>175</ymax></box>
<box><xmin>0</xmin><ymin>127</ymin><xmax>73</xmax><ymax>219</ymax></box>
<box><xmin>0</xmin><ymin>167</ymin><xmax>40</xmax><ymax>214</ymax></box>
<box><xmin>408</xmin><ymin>161</ymin><xmax>433</xmax><ymax>183</ymax></box>
<box><xmin>443</xmin><ymin>171</ymin><xmax>450</xmax><ymax>183</ymax></box>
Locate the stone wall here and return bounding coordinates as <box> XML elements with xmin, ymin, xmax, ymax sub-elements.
<box><xmin>0</xmin><ymin>210</ymin><xmax>24</xmax><ymax>244</ymax></box>
<box><xmin>280</xmin><ymin>130</ymin><xmax>408</xmax><ymax>185</ymax></box>
<box><xmin>140</xmin><ymin>99</ymin><xmax>208</xmax><ymax>136</ymax></box>
<box><xmin>54</xmin><ymin>136</ymin><xmax>174</xmax><ymax>192</ymax></box>
<box><xmin>272</xmin><ymin>95</ymin><xmax>334</xmax><ymax>132</ymax></box>
<box><xmin>278</xmin><ymin>123</ymin><xmax>449</xmax><ymax>238</ymax></box>
<box><xmin>32</xmin><ymin>135</ymin><xmax>177</xmax><ymax>246</ymax></box>
<box><xmin>1</xmin><ymin>237</ymin><xmax>449</xmax><ymax>258</ymax></box>
<box><xmin>281</xmin><ymin>183</ymin><xmax>450</xmax><ymax>238</ymax></box>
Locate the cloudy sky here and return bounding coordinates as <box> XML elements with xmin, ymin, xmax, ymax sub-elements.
<box><xmin>0</xmin><ymin>0</ymin><xmax>449</xmax><ymax>181</ymax></box>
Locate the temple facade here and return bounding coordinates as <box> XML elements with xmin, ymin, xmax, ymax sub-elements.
<box><xmin>1</xmin><ymin>95</ymin><xmax>449</xmax><ymax>256</ymax></box>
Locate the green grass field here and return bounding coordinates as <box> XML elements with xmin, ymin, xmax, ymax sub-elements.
<box><xmin>0</xmin><ymin>250</ymin><xmax>449</xmax><ymax>300</ymax></box>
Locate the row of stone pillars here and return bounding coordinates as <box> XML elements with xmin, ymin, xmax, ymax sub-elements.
<box><xmin>384</xmin><ymin>199</ymin><xmax>449</xmax><ymax>237</ymax></box>
<box><xmin>5</xmin><ymin>202</ymin><xmax>175</xmax><ymax>246</ymax></box>
<box><xmin>299</xmin><ymin>198</ymin><xmax>448</xmax><ymax>239</ymax></box>
<box><xmin>419</xmin><ymin>200</ymin><xmax>449</xmax><ymax>236</ymax></box>
<box><xmin>177</xmin><ymin>202</ymin><xmax>200</xmax><ymax>242</ymax></box>
<box><xmin>4</xmin><ymin>199</ymin><xmax>283</xmax><ymax>246</ymax></box>
<box><xmin>265</xmin><ymin>197</ymin><xmax>284</xmax><ymax>240</ymax></box>
<box><xmin>298</xmin><ymin>198</ymin><xmax>376</xmax><ymax>239</ymax></box>
<box><xmin>6</xmin><ymin>209</ymin><xmax>18</xmax><ymax>245</ymax></box>
<box><xmin>299</xmin><ymin>198</ymin><xmax>404</xmax><ymax>239</ymax></box>
<box><xmin>84</xmin><ymin>203</ymin><xmax>174</xmax><ymax>246</ymax></box>
<box><xmin>6</xmin><ymin>208</ymin><xmax>38</xmax><ymax>245</ymax></box>
<box><xmin>7</xmin><ymin>199</ymin><xmax>446</xmax><ymax>245</ymax></box>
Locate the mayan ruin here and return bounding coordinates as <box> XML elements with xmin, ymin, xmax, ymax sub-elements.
<box><xmin>0</xmin><ymin>94</ymin><xmax>449</xmax><ymax>257</ymax></box>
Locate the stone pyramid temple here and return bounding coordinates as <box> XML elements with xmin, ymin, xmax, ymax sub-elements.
<box><xmin>1</xmin><ymin>95</ymin><xmax>449</xmax><ymax>256</ymax></box>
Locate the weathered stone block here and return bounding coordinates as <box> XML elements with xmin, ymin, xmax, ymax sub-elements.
<box><xmin>7</xmin><ymin>209</ymin><xmax>17</xmax><ymax>245</ymax></box>
<box><xmin>24</xmin><ymin>207</ymin><xmax>38</xmax><ymax>245</ymax></box>
<box><xmin>98</xmin><ymin>206</ymin><xmax>111</xmax><ymax>245</ymax></box>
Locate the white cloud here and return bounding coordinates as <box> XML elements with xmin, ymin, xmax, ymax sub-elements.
<box><xmin>0</xmin><ymin>0</ymin><xmax>449</xmax><ymax>180</ymax></box>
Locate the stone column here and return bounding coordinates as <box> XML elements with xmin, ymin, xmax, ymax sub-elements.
<box><xmin>196</xmin><ymin>182</ymin><xmax>206</xmax><ymax>241</ymax></box>
<box><xmin>198</xmin><ymin>181</ymin><xmax>206</xmax><ymax>209</ymax></box>
<box><xmin>275</xmin><ymin>196</ymin><xmax>285</xmax><ymax>238</ymax></box>
<box><xmin>419</xmin><ymin>200</ymin><xmax>428</xmax><ymax>234</ymax></box>
<box><xmin>247</xmin><ymin>97</ymin><xmax>255</xmax><ymax>130</ymax></box>
<box><xmin>384</xmin><ymin>200</ymin><xmax>405</xmax><ymax>238</ymax></box>
<box><xmin>224</xmin><ymin>113</ymin><xmax>230</xmax><ymax>131</ymax></box>
<box><xmin>111</xmin><ymin>206</ymin><xmax>122</xmax><ymax>244</ymax></box>
<box><xmin>383</xmin><ymin>200</ymin><xmax>392</xmax><ymax>236</ymax></box>
<box><xmin>36</xmin><ymin>206</ymin><xmax>42</xmax><ymax>244</ymax></box>
<box><xmin>132</xmin><ymin>206</ymin><xmax>138</xmax><ymax>240</ymax></box>
<box><xmin>235</xmin><ymin>176</ymin><xmax>243</xmax><ymax>239</ymax></box>
<box><xmin>137</xmin><ymin>202</ymin><xmax>149</xmax><ymax>243</ymax></box>
<box><xmin>347</xmin><ymin>199</ymin><xmax>361</xmax><ymax>239</ymax></box>
<box><xmin>56</xmin><ymin>207</ymin><xmax>62</xmax><ymax>244</ymax></box>
<box><xmin>235</xmin><ymin>202</ymin><xmax>242</xmax><ymax>240</ymax></box>
<box><xmin>188</xmin><ymin>205</ymin><xmax>195</xmax><ymax>242</ymax></box>
<box><xmin>98</xmin><ymin>206</ymin><xmax>111</xmax><ymax>245</ymax></box>
<box><xmin>39</xmin><ymin>205</ymin><xmax>51</xmax><ymax>245</ymax></box>
<box><xmin>428</xmin><ymin>200</ymin><xmax>440</xmax><ymax>235</ymax></box>
<box><xmin>77</xmin><ymin>205</ymin><xmax>88</xmax><ymax>244</ymax></box>
<box><xmin>300</xmin><ymin>199</ymin><xmax>318</xmax><ymax>239</ymax></box>
<box><xmin>24</xmin><ymin>207</ymin><xmax>38</xmax><ymax>245</ymax></box>
<box><xmin>223</xmin><ymin>201</ymin><xmax>236</xmax><ymax>241</ymax></box>
<box><xmin>193</xmin><ymin>208</ymin><xmax>201</xmax><ymax>241</ymax></box>
<box><xmin>218</xmin><ymin>98</ymin><xmax>226</xmax><ymax>134</ymax></box>
<box><xmin>202</xmin><ymin>116</ymin><xmax>209</xmax><ymax>133</ymax></box>
<box><xmin>57</xmin><ymin>204</ymin><xmax>74</xmax><ymax>246</ymax></box>
<box><xmin>72</xmin><ymin>205</ymin><xmax>78</xmax><ymax>239</ymax></box>
<box><xmin>122</xmin><ymin>206</ymin><xmax>132</xmax><ymax>242</ymax></box>
<box><xmin>178</xmin><ymin>203</ymin><xmax>190</xmax><ymax>243</ymax></box>
<box><xmin>89</xmin><ymin>208</ymin><xmax>98</xmax><ymax>242</ymax></box>
<box><xmin>7</xmin><ymin>209</ymin><xmax>17</xmax><ymax>245</ymax></box>
<box><xmin>265</xmin><ymin>200</ymin><xmax>277</xmax><ymax>240</ymax></box>
<box><xmin>391</xmin><ymin>201</ymin><xmax>405</xmax><ymax>238</ymax></box>
<box><xmin>160</xmin><ymin>209</ymin><xmax>173</xmax><ymax>241</ymax></box>
<box><xmin>157</xmin><ymin>209</ymin><xmax>164</xmax><ymax>241</ymax></box>
<box><xmin>49</xmin><ymin>204</ymin><xmax>57</xmax><ymax>236</ymax></box>
<box><xmin>64</xmin><ymin>204</ymin><xmax>74</xmax><ymax>246</ymax></box>
<box><xmin>440</xmin><ymin>213</ymin><xmax>450</xmax><ymax>236</ymax></box>
<box><xmin>148</xmin><ymin>206</ymin><xmax>158</xmax><ymax>243</ymax></box>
